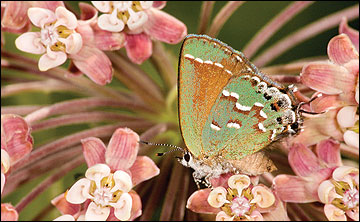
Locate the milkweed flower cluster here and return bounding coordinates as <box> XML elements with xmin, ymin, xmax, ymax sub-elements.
<box><xmin>187</xmin><ymin>173</ymin><xmax>288</xmax><ymax>221</ymax></box>
<box><xmin>52</xmin><ymin>128</ymin><xmax>160</xmax><ymax>221</ymax></box>
<box><xmin>12</xmin><ymin>1</ymin><xmax>187</xmax><ymax>85</ymax></box>
<box><xmin>1</xmin><ymin>1</ymin><xmax>359</xmax><ymax>221</ymax></box>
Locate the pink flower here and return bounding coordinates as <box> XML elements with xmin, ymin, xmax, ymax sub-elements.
<box><xmin>1</xmin><ymin>114</ymin><xmax>33</xmax><ymax>194</ymax></box>
<box><xmin>1</xmin><ymin>1</ymin><xmax>64</xmax><ymax>34</ymax></box>
<box><xmin>298</xmin><ymin>18</ymin><xmax>359</xmax><ymax>149</ymax></box>
<box><xmin>15</xmin><ymin>6</ymin><xmax>113</xmax><ymax>85</ymax></box>
<box><xmin>1</xmin><ymin>203</ymin><xmax>18</xmax><ymax>221</ymax></box>
<box><xmin>187</xmin><ymin>173</ymin><xmax>288</xmax><ymax>221</ymax></box>
<box><xmin>91</xmin><ymin>1</ymin><xmax>187</xmax><ymax>64</ymax></box>
<box><xmin>51</xmin><ymin>128</ymin><xmax>160</xmax><ymax>221</ymax></box>
<box><xmin>273</xmin><ymin>139</ymin><xmax>359</xmax><ymax>221</ymax></box>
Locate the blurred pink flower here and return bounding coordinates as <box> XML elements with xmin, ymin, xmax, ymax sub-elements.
<box><xmin>52</xmin><ymin>128</ymin><xmax>160</xmax><ymax>221</ymax></box>
<box><xmin>273</xmin><ymin>139</ymin><xmax>359</xmax><ymax>221</ymax></box>
<box><xmin>1</xmin><ymin>203</ymin><xmax>18</xmax><ymax>221</ymax></box>
<box><xmin>297</xmin><ymin>18</ymin><xmax>359</xmax><ymax>148</ymax></box>
<box><xmin>91</xmin><ymin>1</ymin><xmax>187</xmax><ymax>64</ymax></box>
<box><xmin>1</xmin><ymin>1</ymin><xmax>64</xmax><ymax>34</ymax></box>
<box><xmin>14</xmin><ymin>5</ymin><xmax>113</xmax><ymax>85</ymax></box>
<box><xmin>1</xmin><ymin>114</ymin><xmax>33</xmax><ymax>194</ymax></box>
<box><xmin>187</xmin><ymin>173</ymin><xmax>288</xmax><ymax>221</ymax></box>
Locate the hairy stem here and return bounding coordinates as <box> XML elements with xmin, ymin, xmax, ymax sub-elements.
<box><xmin>150</xmin><ymin>41</ymin><xmax>177</xmax><ymax>91</ymax></box>
<box><xmin>207</xmin><ymin>1</ymin><xmax>245</xmax><ymax>37</ymax></box>
<box><xmin>253</xmin><ymin>4</ymin><xmax>359</xmax><ymax>67</ymax></box>
<box><xmin>243</xmin><ymin>1</ymin><xmax>314</xmax><ymax>58</ymax></box>
<box><xmin>24</xmin><ymin>97</ymin><xmax>151</xmax><ymax>125</ymax></box>
<box><xmin>197</xmin><ymin>1</ymin><xmax>215</xmax><ymax>34</ymax></box>
<box><xmin>15</xmin><ymin>155</ymin><xmax>84</xmax><ymax>213</ymax></box>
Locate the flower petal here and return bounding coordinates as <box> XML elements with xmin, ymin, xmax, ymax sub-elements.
<box><xmin>144</xmin><ymin>8</ymin><xmax>187</xmax><ymax>44</ymax></box>
<box><xmin>337</xmin><ymin>106</ymin><xmax>357</xmax><ymax>128</ymax></box>
<box><xmin>328</xmin><ymin>34</ymin><xmax>359</xmax><ymax>65</ymax></box>
<box><xmin>85</xmin><ymin>202</ymin><xmax>110</xmax><ymax>221</ymax></box>
<box><xmin>113</xmin><ymin>192</ymin><xmax>132</xmax><ymax>221</ymax></box>
<box><xmin>105</xmin><ymin>128</ymin><xmax>139</xmax><ymax>172</ymax></box>
<box><xmin>78</xmin><ymin>2</ymin><xmax>98</xmax><ymax>24</ymax></box>
<box><xmin>346</xmin><ymin>207</ymin><xmax>359</xmax><ymax>221</ymax></box>
<box><xmin>152</xmin><ymin>1</ymin><xmax>166</xmax><ymax>9</ymax></box>
<box><xmin>309</xmin><ymin>94</ymin><xmax>343</xmax><ymax>113</ymax></box>
<box><xmin>91</xmin><ymin>1</ymin><xmax>111</xmax><ymax>13</ymax></box>
<box><xmin>38</xmin><ymin>47</ymin><xmax>67</xmax><ymax>71</ymax></box>
<box><xmin>129</xmin><ymin>190</ymin><xmax>142</xmax><ymax>220</ymax></box>
<box><xmin>251</xmin><ymin>186</ymin><xmax>275</xmax><ymax>208</ymax></box>
<box><xmin>127</xmin><ymin>9</ymin><xmax>148</xmax><ymax>31</ymax></box>
<box><xmin>81</xmin><ymin>137</ymin><xmax>106</xmax><ymax>167</ymax></box>
<box><xmin>70</xmin><ymin>45</ymin><xmax>113</xmax><ymax>85</ymax></box>
<box><xmin>66</xmin><ymin>178</ymin><xmax>91</xmax><ymax>204</ymax></box>
<box><xmin>186</xmin><ymin>189</ymin><xmax>220</xmax><ymax>214</ymax></box>
<box><xmin>288</xmin><ymin>143</ymin><xmax>322</xmax><ymax>177</ymax></box>
<box><xmin>53</xmin><ymin>214</ymin><xmax>75</xmax><ymax>221</ymax></box>
<box><xmin>262</xmin><ymin>194</ymin><xmax>289</xmax><ymax>221</ymax></box>
<box><xmin>1</xmin><ymin>1</ymin><xmax>30</xmax><ymax>31</ymax></box>
<box><xmin>1</xmin><ymin>114</ymin><xmax>33</xmax><ymax>164</ymax></box>
<box><xmin>112</xmin><ymin>170</ymin><xmax>132</xmax><ymax>193</ymax></box>
<box><xmin>316</xmin><ymin>139</ymin><xmax>342</xmax><ymax>167</ymax></box>
<box><xmin>207</xmin><ymin>187</ymin><xmax>228</xmax><ymax>208</ymax></box>
<box><xmin>85</xmin><ymin>164</ymin><xmax>110</xmax><ymax>186</ymax></box>
<box><xmin>51</xmin><ymin>193</ymin><xmax>81</xmax><ymax>216</ymax></box>
<box><xmin>324</xmin><ymin>204</ymin><xmax>346</xmax><ymax>221</ymax></box>
<box><xmin>249</xmin><ymin>210</ymin><xmax>264</xmax><ymax>221</ymax></box>
<box><xmin>300</xmin><ymin>61</ymin><xmax>355</xmax><ymax>95</ymax></box>
<box><xmin>128</xmin><ymin>156</ymin><xmax>160</xmax><ymax>186</ymax></box>
<box><xmin>31</xmin><ymin>1</ymin><xmax>65</xmax><ymax>11</ymax></box>
<box><xmin>1</xmin><ymin>173</ymin><xmax>5</xmax><ymax>194</ymax></box>
<box><xmin>228</xmin><ymin>174</ymin><xmax>250</xmax><ymax>194</ymax></box>
<box><xmin>92</xmin><ymin>24</ymin><xmax>126</xmax><ymax>51</ymax></box>
<box><xmin>332</xmin><ymin>166</ymin><xmax>359</xmax><ymax>183</ymax></box>
<box><xmin>215</xmin><ymin>211</ymin><xmax>234</xmax><ymax>221</ymax></box>
<box><xmin>27</xmin><ymin>7</ymin><xmax>56</xmax><ymax>28</ymax></box>
<box><xmin>55</xmin><ymin>6</ymin><xmax>78</xmax><ymax>30</ymax></box>
<box><xmin>317</xmin><ymin>180</ymin><xmax>339</xmax><ymax>204</ymax></box>
<box><xmin>339</xmin><ymin>17</ymin><xmax>359</xmax><ymax>52</ymax></box>
<box><xmin>343</xmin><ymin>130</ymin><xmax>359</xmax><ymax>149</ymax></box>
<box><xmin>209</xmin><ymin>172</ymin><xmax>234</xmax><ymax>188</ymax></box>
<box><xmin>59</xmin><ymin>33</ymin><xmax>83</xmax><ymax>55</ymax></box>
<box><xmin>1</xmin><ymin>149</ymin><xmax>10</xmax><ymax>174</ymax></box>
<box><xmin>97</xmin><ymin>13</ymin><xmax>125</xmax><ymax>32</ymax></box>
<box><xmin>15</xmin><ymin>32</ymin><xmax>45</xmax><ymax>54</ymax></box>
<box><xmin>125</xmin><ymin>33</ymin><xmax>152</xmax><ymax>64</ymax></box>
<box><xmin>1</xmin><ymin>203</ymin><xmax>18</xmax><ymax>221</ymax></box>
<box><xmin>273</xmin><ymin>175</ymin><xmax>319</xmax><ymax>203</ymax></box>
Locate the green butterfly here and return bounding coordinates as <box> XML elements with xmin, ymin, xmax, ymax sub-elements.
<box><xmin>177</xmin><ymin>34</ymin><xmax>303</xmax><ymax>187</ymax></box>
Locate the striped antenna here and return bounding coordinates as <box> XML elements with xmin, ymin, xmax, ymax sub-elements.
<box><xmin>138</xmin><ymin>140</ymin><xmax>184</xmax><ymax>156</ymax></box>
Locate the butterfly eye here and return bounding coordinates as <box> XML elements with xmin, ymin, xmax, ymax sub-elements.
<box><xmin>184</xmin><ymin>153</ymin><xmax>191</xmax><ymax>162</ymax></box>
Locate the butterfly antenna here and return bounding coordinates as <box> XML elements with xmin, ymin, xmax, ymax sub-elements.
<box><xmin>138</xmin><ymin>140</ymin><xmax>184</xmax><ymax>157</ymax></box>
<box><xmin>297</xmin><ymin>93</ymin><xmax>325</xmax><ymax>115</ymax></box>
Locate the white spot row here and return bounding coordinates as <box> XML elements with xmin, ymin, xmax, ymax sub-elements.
<box><xmin>258</xmin><ymin>123</ymin><xmax>266</xmax><ymax>132</ymax></box>
<box><xmin>260</xmin><ymin>110</ymin><xmax>267</xmax><ymax>119</ymax></box>
<box><xmin>210</xmin><ymin>123</ymin><xmax>221</xmax><ymax>131</ymax></box>
<box><xmin>183</xmin><ymin>53</ymin><xmax>233</xmax><ymax>75</ymax></box>
<box><xmin>227</xmin><ymin>122</ymin><xmax>241</xmax><ymax>129</ymax></box>
<box><xmin>236</xmin><ymin>103</ymin><xmax>252</xmax><ymax>111</ymax></box>
<box><xmin>271</xmin><ymin>129</ymin><xmax>277</xmax><ymax>140</ymax></box>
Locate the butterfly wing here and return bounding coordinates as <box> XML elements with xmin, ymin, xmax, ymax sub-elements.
<box><xmin>178</xmin><ymin>35</ymin><xmax>253</xmax><ymax>157</ymax></box>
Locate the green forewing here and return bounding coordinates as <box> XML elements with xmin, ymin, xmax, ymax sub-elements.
<box><xmin>179</xmin><ymin>35</ymin><xmax>252</xmax><ymax>157</ymax></box>
<box><xmin>179</xmin><ymin>35</ymin><xmax>289</xmax><ymax>160</ymax></box>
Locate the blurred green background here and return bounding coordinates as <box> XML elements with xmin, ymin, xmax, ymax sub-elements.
<box><xmin>1</xmin><ymin>1</ymin><xmax>359</xmax><ymax>220</ymax></box>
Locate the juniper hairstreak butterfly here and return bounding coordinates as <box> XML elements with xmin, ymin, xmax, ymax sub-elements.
<box><xmin>177</xmin><ymin>34</ymin><xmax>303</xmax><ymax>187</ymax></box>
